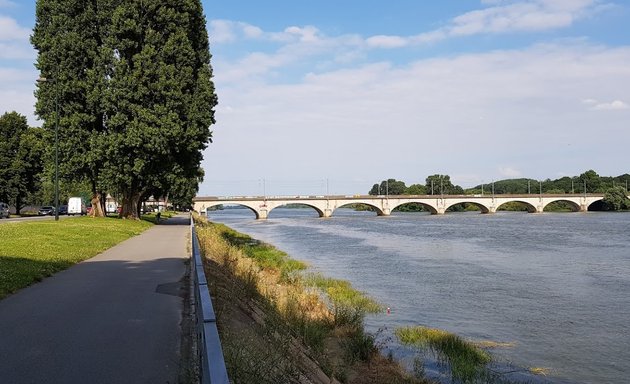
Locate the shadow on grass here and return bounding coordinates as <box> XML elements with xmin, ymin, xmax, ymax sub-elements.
<box><xmin>0</xmin><ymin>256</ymin><xmax>74</xmax><ymax>299</ymax></box>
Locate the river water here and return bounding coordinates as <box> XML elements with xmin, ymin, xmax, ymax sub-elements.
<box><xmin>207</xmin><ymin>208</ymin><xmax>630</xmax><ymax>384</ymax></box>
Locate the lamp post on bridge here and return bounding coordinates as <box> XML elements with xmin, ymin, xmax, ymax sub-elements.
<box><xmin>528</xmin><ymin>180</ymin><xmax>531</xmax><ymax>194</ymax></box>
<box><xmin>37</xmin><ymin>76</ymin><xmax>59</xmax><ymax>222</ymax></box>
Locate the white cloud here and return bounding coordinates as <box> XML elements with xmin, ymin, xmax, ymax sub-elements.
<box><xmin>0</xmin><ymin>0</ymin><xmax>17</xmax><ymax>8</ymax></box>
<box><xmin>203</xmin><ymin>42</ymin><xmax>630</xmax><ymax>194</ymax></box>
<box><xmin>366</xmin><ymin>35</ymin><xmax>408</xmax><ymax>49</ymax></box>
<box><xmin>0</xmin><ymin>42</ymin><xmax>36</xmax><ymax>59</ymax></box>
<box><xmin>0</xmin><ymin>16</ymin><xmax>30</xmax><ymax>41</ymax></box>
<box><xmin>371</xmin><ymin>0</ymin><xmax>608</xmax><ymax>47</ymax></box>
<box><xmin>591</xmin><ymin>100</ymin><xmax>629</xmax><ymax>110</ymax></box>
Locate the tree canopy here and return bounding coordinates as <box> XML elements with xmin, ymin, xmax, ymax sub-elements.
<box><xmin>32</xmin><ymin>0</ymin><xmax>217</xmax><ymax>218</ymax></box>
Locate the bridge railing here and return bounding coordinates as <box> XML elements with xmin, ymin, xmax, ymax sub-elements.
<box><xmin>190</xmin><ymin>216</ymin><xmax>229</xmax><ymax>384</ymax></box>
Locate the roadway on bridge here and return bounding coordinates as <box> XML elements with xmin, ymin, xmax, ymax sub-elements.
<box><xmin>0</xmin><ymin>214</ymin><xmax>190</xmax><ymax>384</ymax></box>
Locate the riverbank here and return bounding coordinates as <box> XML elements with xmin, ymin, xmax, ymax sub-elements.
<box><xmin>195</xmin><ymin>215</ymin><xmax>429</xmax><ymax>383</ymax></box>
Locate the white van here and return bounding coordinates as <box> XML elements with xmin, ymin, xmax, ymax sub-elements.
<box><xmin>68</xmin><ymin>197</ymin><xmax>87</xmax><ymax>216</ymax></box>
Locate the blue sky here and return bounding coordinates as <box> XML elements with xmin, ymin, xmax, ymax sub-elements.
<box><xmin>1</xmin><ymin>1</ymin><xmax>630</xmax><ymax>196</ymax></box>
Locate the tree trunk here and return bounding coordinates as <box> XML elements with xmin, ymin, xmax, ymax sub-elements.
<box><xmin>120</xmin><ymin>191</ymin><xmax>140</xmax><ymax>220</ymax></box>
<box><xmin>15</xmin><ymin>195</ymin><xmax>23</xmax><ymax>216</ymax></box>
<box><xmin>90</xmin><ymin>192</ymin><xmax>105</xmax><ymax>217</ymax></box>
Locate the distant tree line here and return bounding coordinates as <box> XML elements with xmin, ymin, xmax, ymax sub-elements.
<box><xmin>368</xmin><ymin>170</ymin><xmax>630</xmax><ymax>211</ymax></box>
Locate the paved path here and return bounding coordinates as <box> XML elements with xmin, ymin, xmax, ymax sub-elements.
<box><xmin>0</xmin><ymin>214</ymin><xmax>191</xmax><ymax>384</ymax></box>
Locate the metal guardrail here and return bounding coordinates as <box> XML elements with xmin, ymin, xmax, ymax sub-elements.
<box><xmin>190</xmin><ymin>218</ymin><xmax>229</xmax><ymax>384</ymax></box>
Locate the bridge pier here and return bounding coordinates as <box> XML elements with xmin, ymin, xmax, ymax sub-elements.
<box><xmin>323</xmin><ymin>209</ymin><xmax>333</xmax><ymax>218</ymax></box>
<box><xmin>378</xmin><ymin>208</ymin><xmax>391</xmax><ymax>216</ymax></box>
<box><xmin>257</xmin><ymin>209</ymin><xmax>268</xmax><ymax>220</ymax></box>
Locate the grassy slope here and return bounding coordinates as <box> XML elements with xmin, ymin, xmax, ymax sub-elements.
<box><xmin>0</xmin><ymin>217</ymin><xmax>152</xmax><ymax>298</ymax></box>
<box><xmin>196</xmin><ymin>218</ymin><xmax>428</xmax><ymax>384</ymax></box>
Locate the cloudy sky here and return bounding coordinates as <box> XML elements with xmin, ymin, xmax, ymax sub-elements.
<box><xmin>1</xmin><ymin>1</ymin><xmax>629</xmax><ymax>196</ymax></box>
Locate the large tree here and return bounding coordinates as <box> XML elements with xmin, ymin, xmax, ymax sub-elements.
<box><xmin>32</xmin><ymin>0</ymin><xmax>216</xmax><ymax>219</ymax></box>
<box><xmin>103</xmin><ymin>0</ymin><xmax>216</xmax><ymax>218</ymax></box>
<box><xmin>32</xmin><ymin>0</ymin><xmax>117</xmax><ymax>217</ymax></box>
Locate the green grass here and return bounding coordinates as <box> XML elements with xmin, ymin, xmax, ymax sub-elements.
<box><xmin>140</xmin><ymin>210</ymin><xmax>176</xmax><ymax>224</ymax></box>
<box><xmin>0</xmin><ymin>217</ymin><xmax>152</xmax><ymax>299</ymax></box>
<box><xmin>306</xmin><ymin>274</ymin><xmax>381</xmax><ymax>313</ymax></box>
<box><xmin>396</xmin><ymin>326</ymin><xmax>491</xmax><ymax>382</ymax></box>
<box><xmin>214</xmin><ymin>222</ymin><xmax>307</xmax><ymax>281</ymax></box>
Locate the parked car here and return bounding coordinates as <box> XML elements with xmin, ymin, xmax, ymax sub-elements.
<box><xmin>0</xmin><ymin>202</ymin><xmax>9</xmax><ymax>219</ymax></box>
<box><xmin>38</xmin><ymin>206</ymin><xmax>56</xmax><ymax>216</ymax></box>
<box><xmin>57</xmin><ymin>205</ymin><xmax>68</xmax><ymax>215</ymax></box>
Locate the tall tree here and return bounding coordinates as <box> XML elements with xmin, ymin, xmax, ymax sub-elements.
<box><xmin>32</xmin><ymin>0</ymin><xmax>216</xmax><ymax>219</ymax></box>
<box><xmin>104</xmin><ymin>0</ymin><xmax>216</xmax><ymax>218</ymax></box>
<box><xmin>32</xmin><ymin>0</ymin><xmax>116</xmax><ymax>217</ymax></box>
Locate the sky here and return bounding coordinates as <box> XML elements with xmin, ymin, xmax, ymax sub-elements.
<box><xmin>1</xmin><ymin>1</ymin><xmax>630</xmax><ymax>196</ymax></box>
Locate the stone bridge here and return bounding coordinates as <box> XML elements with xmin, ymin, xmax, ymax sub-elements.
<box><xmin>192</xmin><ymin>194</ymin><xmax>610</xmax><ymax>220</ymax></box>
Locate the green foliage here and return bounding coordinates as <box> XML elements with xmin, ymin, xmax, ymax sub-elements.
<box><xmin>32</xmin><ymin>0</ymin><xmax>217</xmax><ymax>218</ymax></box>
<box><xmin>306</xmin><ymin>273</ymin><xmax>382</xmax><ymax>327</ymax></box>
<box><xmin>396</xmin><ymin>326</ymin><xmax>491</xmax><ymax>383</ymax></box>
<box><xmin>0</xmin><ymin>217</ymin><xmax>152</xmax><ymax>298</ymax></box>
<box><xmin>216</xmin><ymin>224</ymin><xmax>307</xmax><ymax>281</ymax></box>
<box><xmin>426</xmin><ymin>174</ymin><xmax>464</xmax><ymax>195</ymax></box>
<box><xmin>405</xmin><ymin>184</ymin><xmax>427</xmax><ymax>195</ymax></box>
<box><xmin>578</xmin><ymin>170</ymin><xmax>602</xmax><ymax>193</ymax></box>
<box><xmin>369</xmin><ymin>178</ymin><xmax>407</xmax><ymax>195</ymax></box>
<box><xmin>0</xmin><ymin>112</ymin><xmax>45</xmax><ymax>213</ymax></box>
<box><xmin>602</xmin><ymin>186</ymin><xmax>630</xmax><ymax>211</ymax></box>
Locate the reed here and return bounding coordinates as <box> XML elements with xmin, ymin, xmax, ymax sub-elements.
<box><xmin>193</xmin><ymin>216</ymin><xmax>425</xmax><ymax>383</ymax></box>
<box><xmin>396</xmin><ymin>326</ymin><xmax>491</xmax><ymax>382</ymax></box>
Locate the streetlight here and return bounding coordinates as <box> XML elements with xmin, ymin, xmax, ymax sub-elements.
<box><xmin>37</xmin><ymin>76</ymin><xmax>59</xmax><ymax>221</ymax></box>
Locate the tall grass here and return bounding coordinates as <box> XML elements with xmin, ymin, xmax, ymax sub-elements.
<box><xmin>194</xmin><ymin>216</ymin><xmax>408</xmax><ymax>383</ymax></box>
<box><xmin>396</xmin><ymin>326</ymin><xmax>491</xmax><ymax>383</ymax></box>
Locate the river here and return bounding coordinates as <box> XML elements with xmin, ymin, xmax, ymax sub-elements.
<box><xmin>207</xmin><ymin>208</ymin><xmax>630</xmax><ymax>384</ymax></box>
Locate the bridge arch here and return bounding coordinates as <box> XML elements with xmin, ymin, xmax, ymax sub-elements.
<box><xmin>268</xmin><ymin>203</ymin><xmax>325</xmax><ymax>218</ymax></box>
<box><xmin>333</xmin><ymin>202</ymin><xmax>385</xmax><ymax>216</ymax></box>
<box><xmin>444</xmin><ymin>201</ymin><xmax>491</xmax><ymax>214</ymax></box>
<box><xmin>205</xmin><ymin>203</ymin><xmax>262</xmax><ymax>219</ymax></box>
<box><xmin>390</xmin><ymin>201</ymin><xmax>438</xmax><ymax>215</ymax></box>
<box><xmin>542</xmin><ymin>199</ymin><xmax>581</xmax><ymax>212</ymax></box>
<box><xmin>496</xmin><ymin>200</ymin><xmax>537</xmax><ymax>213</ymax></box>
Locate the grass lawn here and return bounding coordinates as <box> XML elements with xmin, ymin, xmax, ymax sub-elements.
<box><xmin>0</xmin><ymin>217</ymin><xmax>153</xmax><ymax>299</ymax></box>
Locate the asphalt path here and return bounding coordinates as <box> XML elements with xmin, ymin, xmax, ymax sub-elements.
<box><xmin>0</xmin><ymin>214</ymin><xmax>190</xmax><ymax>384</ymax></box>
